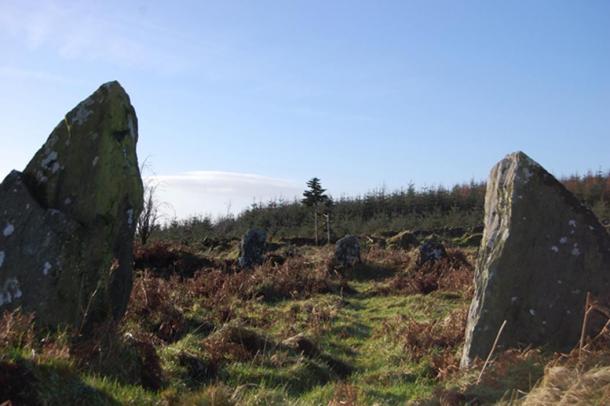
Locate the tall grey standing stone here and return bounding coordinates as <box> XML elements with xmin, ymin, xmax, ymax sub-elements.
<box><xmin>0</xmin><ymin>81</ymin><xmax>143</xmax><ymax>332</ymax></box>
<box><xmin>238</xmin><ymin>228</ymin><xmax>267</xmax><ymax>268</ymax></box>
<box><xmin>334</xmin><ymin>235</ymin><xmax>361</xmax><ymax>268</ymax></box>
<box><xmin>461</xmin><ymin>151</ymin><xmax>610</xmax><ymax>367</ymax></box>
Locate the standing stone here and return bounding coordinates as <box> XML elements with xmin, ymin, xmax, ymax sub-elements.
<box><xmin>461</xmin><ymin>152</ymin><xmax>610</xmax><ymax>367</ymax></box>
<box><xmin>334</xmin><ymin>235</ymin><xmax>361</xmax><ymax>268</ymax></box>
<box><xmin>238</xmin><ymin>228</ymin><xmax>267</xmax><ymax>268</ymax></box>
<box><xmin>417</xmin><ymin>238</ymin><xmax>447</xmax><ymax>265</ymax></box>
<box><xmin>0</xmin><ymin>81</ymin><xmax>143</xmax><ymax>331</ymax></box>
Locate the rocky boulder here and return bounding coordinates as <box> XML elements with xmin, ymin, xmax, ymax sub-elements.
<box><xmin>461</xmin><ymin>152</ymin><xmax>610</xmax><ymax>367</ymax></box>
<box><xmin>281</xmin><ymin>333</ymin><xmax>320</xmax><ymax>357</ymax></box>
<box><xmin>238</xmin><ymin>228</ymin><xmax>267</xmax><ymax>268</ymax></box>
<box><xmin>416</xmin><ymin>238</ymin><xmax>447</xmax><ymax>265</ymax></box>
<box><xmin>0</xmin><ymin>81</ymin><xmax>143</xmax><ymax>331</ymax></box>
<box><xmin>334</xmin><ymin>235</ymin><xmax>361</xmax><ymax>268</ymax></box>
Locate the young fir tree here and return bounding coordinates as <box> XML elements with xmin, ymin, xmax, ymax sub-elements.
<box><xmin>302</xmin><ymin>177</ymin><xmax>328</xmax><ymax>245</ymax></box>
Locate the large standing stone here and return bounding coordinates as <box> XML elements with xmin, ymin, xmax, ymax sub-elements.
<box><xmin>461</xmin><ymin>152</ymin><xmax>610</xmax><ymax>367</ymax></box>
<box><xmin>0</xmin><ymin>81</ymin><xmax>143</xmax><ymax>331</ymax></box>
<box><xmin>334</xmin><ymin>235</ymin><xmax>361</xmax><ymax>268</ymax></box>
<box><xmin>238</xmin><ymin>228</ymin><xmax>267</xmax><ymax>268</ymax></box>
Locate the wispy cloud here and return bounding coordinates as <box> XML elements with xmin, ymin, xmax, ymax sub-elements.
<box><xmin>0</xmin><ymin>0</ymin><xmax>194</xmax><ymax>74</ymax></box>
<box><xmin>147</xmin><ymin>171</ymin><xmax>302</xmax><ymax>220</ymax></box>
<box><xmin>0</xmin><ymin>66</ymin><xmax>82</xmax><ymax>85</ymax></box>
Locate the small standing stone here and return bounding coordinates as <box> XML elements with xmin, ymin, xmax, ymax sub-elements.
<box><xmin>238</xmin><ymin>228</ymin><xmax>267</xmax><ymax>268</ymax></box>
<box><xmin>417</xmin><ymin>239</ymin><xmax>447</xmax><ymax>265</ymax></box>
<box><xmin>334</xmin><ymin>235</ymin><xmax>361</xmax><ymax>268</ymax></box>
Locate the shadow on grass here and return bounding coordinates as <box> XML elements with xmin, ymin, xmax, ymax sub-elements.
<box><xmin>1</xmin><ymin>357</ymin><xmax>121</xmax><ymax>406</ymax></box>
<box><xmin>345</xmin><ymin>263</ymin><xmax>397</xmax><ymax>282</ymax></box>
<box><xmin>228</xmin><ymin>359</ymin><xmax>333</xmax><ymax>396</ymax></box>
<box><xmin>363</xmin><ymin>387</ymin><xmax>421</xmax><ymax>405</ymax></box>
<box><xmin>329</xmin><ymin>321</ymin><xmax>372</xmax><ymax>341</ymax></box>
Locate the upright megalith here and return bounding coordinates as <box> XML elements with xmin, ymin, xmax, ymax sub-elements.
<box><xmin>416</xmin><ymin>238</ymin><xmax>447</xmax><ymax>265</ymax></box>
<box><xmin>461</xmin><ymin>151</ymin><xmax>610</xmax><ymax>367</ymax></box>
<box><xmin>0</xmin><ymin>81</ymin><xmax>143</xmax><ymax>331</ymax></box>
<box><xmin>334</xmin><ymin>235</ymin><xmax>361</xmax><ymax>268</ymax></box>
<box><xmin>238</xmin><ymin>228</ymin><xmax>267</xmax><ymax>268</ymax></box>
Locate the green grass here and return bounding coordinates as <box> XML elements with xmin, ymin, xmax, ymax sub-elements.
<box><xmin>201</xmin><ymin>278</ymin><xmax>469</xmax><ymax>405</ymax></box>
<box><xmin>1</xmin><ymin>245</ymin><xmax>552</xmax><ymax>405</ymax></box>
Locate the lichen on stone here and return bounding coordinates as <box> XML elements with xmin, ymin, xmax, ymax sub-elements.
<box><xmin>71</xmin><ymin>98</ymin><xmax>94</xmax><ymax>126</ymax></box>
<box><xmin>0</xmin><ymin>277</ymin><xmax>22</xmax><ymax>307</ymax></box>
<box><xmin>42</xmin><ymin>262</ymin><xmax>52</xmax><ymax>276</ymax></box>
<box><xmin>3</xmin><ymin>223</ymin><xmax>14</xmax><ymax>237</ymax></box>
<box><xmin>41</xmin><ymin>151</ymin><xmax>58</xmax><ymax>170</ymax></box>
<box><xmin>127</xmin><ymin>115</ymin><xmax>137</xmax><ymax>141</ymax></box>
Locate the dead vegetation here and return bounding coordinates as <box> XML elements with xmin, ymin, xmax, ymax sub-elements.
<box><xmin>3</xmin><ymin>240</ymin><xmax>610</xmax><ymax>405</ymax></box>
<box><xmin>134</xmin><ymin>241</ymin><xmax>218</xmax><ymax>278</ymax></box>
<box><xmin>328</xmin><ymin>383</ymin><xmax>360</xmax><ymax>406</ymax></box>
<box><xmin>374</xmin><ymin>248</ymin><xmax>475</xmax><ymax>297</ymax></box>
<box><xmin>381</xmin><ymin>307</ymin><xmax>469</xmax><ymax>380</ymax></box>
<box><xmin>0</xmin><ymin>310</ymin><xmax>35</xmax><ymax>350</ymax></box>
<box><xmin>514</xmin><ymin>296</ymin><xmax>610</xmax><ymax>405</ymax></box>
<box><xmin>425</xmin><ymin>293</ymin><xmax>610</xmax><ymax>406</ymax></box>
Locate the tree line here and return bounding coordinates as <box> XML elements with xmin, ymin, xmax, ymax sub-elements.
<box><xmin>142</xmin><ymin>170</ymin><xmax>610</xmax><ymax>244</ymax></box>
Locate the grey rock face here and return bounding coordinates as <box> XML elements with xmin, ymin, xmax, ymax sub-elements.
<box><xmin>417</xmin><ymin>239</ymin><xmax>447</xmax><ymax>265</ymax></box>
<box><xmin>334</xmin><ymin>235</ymin><xmax>361</xmax><ymax>268</ymax></box>
<box><xmin>238</xmin><ymin>228</ymin><xmax>267</xmax><ymax>268</ymax></box>
<box><xmin>461</xmin><ymin>152</ymin><xmax>610</xmax><ymax>367</ymax></box>
<box><xmin>0</xmin><ymin>81</ymin><xmax>143</xmax><ymax>331</ymax></box>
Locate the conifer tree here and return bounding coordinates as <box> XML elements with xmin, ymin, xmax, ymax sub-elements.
<box><xmin>302</xmin><ymin>177</ymin><xmax>328</xmax><ymax>245</ymax></box>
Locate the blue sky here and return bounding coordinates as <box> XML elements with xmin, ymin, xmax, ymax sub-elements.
<box><xmin>1</xmin><ymin>1</ymin><xmax>609</xmax><ymax>218</ymax></box>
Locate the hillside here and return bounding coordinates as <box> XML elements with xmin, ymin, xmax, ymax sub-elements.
<box><xmin>2</xmin><ymin>229</ymin><xmax>609</xmax><ymax>404</ymax></box>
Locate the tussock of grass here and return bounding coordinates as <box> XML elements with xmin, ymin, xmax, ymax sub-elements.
<box><xmin>513</xmin><ymin>337</ymin><xmax>610</xmax><ymax>406</ymax></box>
<box><xmin>521</xmin><ymin>365</ymin><xmax>610</xmax><ymax>405</ymax></box>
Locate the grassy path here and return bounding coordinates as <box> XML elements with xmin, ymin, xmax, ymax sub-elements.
<box><xmin>297</xmin><ymin>280</ymin><xmax>469</xmax><ymax>404</ymax></box>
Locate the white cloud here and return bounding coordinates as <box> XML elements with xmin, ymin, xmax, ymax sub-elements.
<box><xmin>147</xmin><ymin>171</ymin><xmax>302</xmax><ymax>220</ymax></box>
